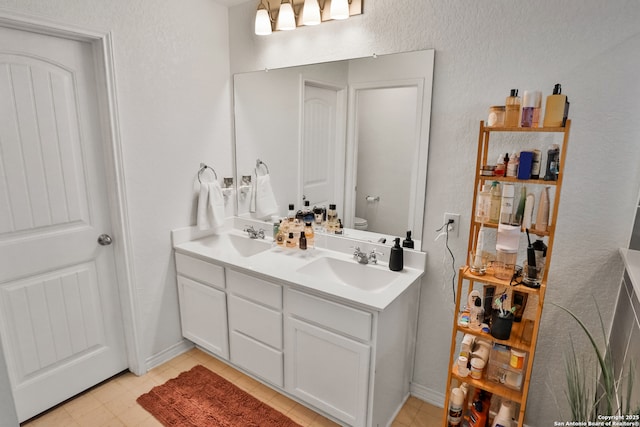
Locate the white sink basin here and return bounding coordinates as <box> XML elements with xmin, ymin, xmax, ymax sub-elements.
<box><xmin>195</xmin><ymin>233</ymin><xmax>271</xmax><ymax>258</ymax></box>
<box><xmin>226</xmin><ymin>233</ymin><xmax>271</xmax><ymax>257</ymax></box>
<box><xmin>297</xmin><ymin>257</ymin><xmax>397</xmax><ymax>292</ymax></box>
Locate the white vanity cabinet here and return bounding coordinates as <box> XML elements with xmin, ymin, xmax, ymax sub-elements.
<box><xmin>227</xmin><ymin>270</ymin><xmax>284</xmax><ymax>387</ymax></box>
<box><xmin>285</xmin><ymin>289</ymin><xmax>372</xmax><ymax>427</ymax></box>
<box><xmin>174</xmin><ymin>248</ymin><xmax>422</xmax><ymax>427</ymax></box>
<box><xmin>175</xmin><ymin>253</ymin><xmax>229</xmax><ymax>359</ymax></box>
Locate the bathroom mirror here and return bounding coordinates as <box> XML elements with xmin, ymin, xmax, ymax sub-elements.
<box><xmin>233</xmin><ymin>49</ymin><xmax>434</xmax><ymax>250</ymax></box>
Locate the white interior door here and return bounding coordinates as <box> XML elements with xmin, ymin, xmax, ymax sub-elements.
<box><xmin>301</xmin><ymin>82</ymin><xmax>344</xmax><ymax>211</ymax></box>
<box><xmin>0</xmin><ymin>26</ymin><xmax>127</xmax><ymax>422</ymax></box>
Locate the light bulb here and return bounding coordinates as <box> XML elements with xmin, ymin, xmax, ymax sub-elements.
<box><xmin>302</xmin><ymin>0</ymin><xmax>321</xmax><ymax>26</ymax></box>
<box><xmin>254</xmin><ymin>8</ymin><xmax>272</xmax><ymax>35</ymax></box>
<box><xmin>276</xmin><ymin>2</ymin><xmax>296</xmax><ymax>31</ymax></box>
<box><xmin>330</xmin><ymin>0</ymin><xmax>350</xmax><ymax>20</ymax></box>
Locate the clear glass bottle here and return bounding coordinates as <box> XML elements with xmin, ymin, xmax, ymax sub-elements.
<box><xmin>489</xmin><ymin>181</ymin><xmax>502</xmax><ymax>224</ymax></box>
<box><xmin>299</xmin><ymin>231</ymin><xmax>307</xmax><ymax>250</ymax></box>
<box><xmin>494</xmin><ymin>154</ymin><xmax>506</xmax><ymax>177</ymax></box>
<box><xmin>285</xmin><ymin>232</ymin><xmax>296</xmax><ymax>248</ymax></box>
<box><xmin>475</xmin><ymin>184</ymin><xmax>492</xmax><ymax>223</ymax></box>
<box><xmin>326</xmin><ymin>203</ymin><xmax>338</xmax><ymax>233</ymax></box>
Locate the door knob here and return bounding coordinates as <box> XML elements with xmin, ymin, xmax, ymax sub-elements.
<box><xmin>97</xmin><ymin>234</ymin><xmax>113</xmax><ymax>246</ymax></box>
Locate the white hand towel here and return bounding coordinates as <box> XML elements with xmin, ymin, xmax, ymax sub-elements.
<box><xmin>197</xmin><ymin>181</ymin><xmax>226</xmax><ymax>230</ymax></box>
<box><xmin>255</xmin><ymin>174</ymin><xmax>278</xmax><ymax>219</ymax></box>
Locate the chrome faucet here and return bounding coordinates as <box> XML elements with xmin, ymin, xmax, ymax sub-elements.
<box><xmin>243</xmin><ymin>225</ymin><xmax>265</xmax><ymax>239</ymax></box>
<box><xmin>352</xmin><ymin>246</ymin><xmax>383</xmax><ymax>265</ymax></box>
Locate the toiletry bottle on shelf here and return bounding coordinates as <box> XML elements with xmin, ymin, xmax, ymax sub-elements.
<box><xmin>402</xmin><ymin>231</ymin><xmax>415</xmax><ymax>249</ymax></box>
<box><xmin>468</xmin><ymin>400</ymin><xmax>487</xmax><ymax>427</ymax></box>
<box><xmin>489</xmin><ymin>181</ymin><xmax>502</xmax><ymax>224</ymax></box>
<box><xmin>532</xmin><ymin>90</ymin><xmax>542</xmax><ymax>127</ymax></box>
<box><xmin>299</xmin><ymin>231</ymin><xmax>307</xmax><ymax>250</ymax></box>
<box><xmin>544</xmin><ymin>144</ymin><xmax>560</xmax><ymax>181</ymax></box>
<box><xmin>514</xmin><ymin>186</ymin><xmax>526</xmax><ymax>226</ymax></box>
<box><xmin>531</xmin><ymin>149</ymin><xmax>542</xmax><ymax>179</ymax></box>
<box><xmin>389</xmin><ymin>237</ymin><xmax>404</xmax><ymax>271</ymax></box>
<box><xmin>500</xmin><ymin>184</ymin><xmax>515</xmax><ymax>224</ymax></box>
<box><xmin>469</xmin><ymin>294</ymin><xmax>484</xmax><ymax>330</ymax></box>
<box><xmin>302</xmin><ymin>200</ymin><xmax>314</xmax><ymax>224</ymax></box>
<box><xmin>543</xmin><ymin>83</ymin><xmax>569</xmax><ymax>127</ymax></box>
<box><xmin>504</xmin><ymin>89</ymin><xmax>521</xmax><ymax>127</ymax></box>
<box><xmin>304</xmin><ymin>222</ymin><xmax>314</xmax><ymax>248</ymax></box>
<box><xmin>534</xmin><ymin>186</ymin><xmax>550</xmax><ymax>233</ymax></box>
<box><xmin>494</xmin><ymin>154</ymin><xmax>506</xmax><ymax>177</ymax></box>
<box><xmin>471</xmin><ymin>225</ymin><xmax>487</xmax><ymax>273</ymax></box>
<box><xmin>506</xmin><ymin>152</ymin><xmax>518</xmax><ymax>178</ymax></box>
<box><xmin>522</xmin><ymin>192</ymin><xmax>535</xmax><ymax>231</ymax></box>
<box><xmin>475</xmin><ymin>184</ymin><xmax>492</xmax><ymax>223</ymax></box>
<box><xmin>520</xmin><ymin>90</ymin><xmax>535</xmax><ymax>127</ymax></box>
<box><xmin>447</xmin><ymin>387</ymin><xmax>464</xmax><ymax>427</ymax></box>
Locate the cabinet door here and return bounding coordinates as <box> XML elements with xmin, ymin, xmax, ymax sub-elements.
<box><xmin>285</xmin><ymin>317</ymin><xmax>370</xmax><ymax>427</ymax></box>
<box><xmin>177</xmin><ymin>276</ymin><xmax>229</xmax><ymax>359</ymax></box>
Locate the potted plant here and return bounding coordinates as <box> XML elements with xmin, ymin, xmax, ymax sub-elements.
<box><xmin>552</xmin><ymin>301</ymin><xmax>639</xmax><ymax>420</ymax></box>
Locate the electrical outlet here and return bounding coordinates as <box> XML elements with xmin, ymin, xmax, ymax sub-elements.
<box><xmin>444</xmin><ymin>213</ymin><xmax>461</xmax><ymax>237</ymax></box>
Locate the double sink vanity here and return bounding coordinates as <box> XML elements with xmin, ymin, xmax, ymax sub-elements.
<box><xmin>172</xmin><ymin>218</ymin><xmax>426</xmax><ymax>427</ymax></box>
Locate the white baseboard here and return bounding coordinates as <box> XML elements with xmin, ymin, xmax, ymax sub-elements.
<box><xmin>144</xmin><ymin>339</ymin><xmax>194</xmax><ymax>372</ymax></box>
<box><xmin>410</xmin><ymin>382</ymin><xmax>445</xmax><ymax>408</ymax></box>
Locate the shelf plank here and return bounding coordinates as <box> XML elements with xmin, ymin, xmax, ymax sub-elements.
<box><xmin>478</xmin><ymin>175</ymin><xmax>559</xmax><ymax>186</ymax></box>
<box><xmin>471</xmin><ymin>221</ymin><xmax>551</xmax><ymax>237</ymax></box>
<box><xmin>451</xmin><ymin>365</ymin><xmax>524</xmax><ymax>404</ymax></box>
<box><xmin>456</xmin><ymin>319</ymin><xmax>535</xmax><ymax>352</ymax></box>
<box><xmin>482</xmin><ymin>123</ymin><xmax>569</xmax><ymax>133</ymax></box>
<box><xmin>462</xmin><ymin>267</ymin><xmax>545</xmax><ymax>295</ymax></box>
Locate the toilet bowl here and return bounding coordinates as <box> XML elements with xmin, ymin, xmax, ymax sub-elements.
<box><xmin>354</xmin><ymin>217</ymin><xmax>368</xmax><ymax>230</ymax></box>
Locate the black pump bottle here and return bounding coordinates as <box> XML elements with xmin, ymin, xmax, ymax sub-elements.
<box><xmin>389</xmin><ymin>238</ymin><xmax>404</xmax><ymax>271</ymax></box>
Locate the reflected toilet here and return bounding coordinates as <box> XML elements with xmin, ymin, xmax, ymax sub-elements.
<box><xmin>354</xmin><ymin>217</ymin><xmax>368</xmax><ymax>230</ymax></box>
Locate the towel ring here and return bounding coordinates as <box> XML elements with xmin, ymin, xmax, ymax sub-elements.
<box><xmin>255</xmin><ymin>159</ymin><xmax>269</xmax><ymax>175</ymax></box>
<box><xmin>198</xmin><ymin>163</ymin><xmax>218</xmax><ymax>183</ymax></box>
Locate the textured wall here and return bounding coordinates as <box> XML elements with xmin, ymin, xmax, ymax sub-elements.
<box><xmin>0</xmin><ymin>0</ymin><xmax>233</xmax><ymax>363</ymax></box>
<box><xmin>229</xmin><ymin>1</ymin><xmax>640</xmax><ymax>424</ymax></box>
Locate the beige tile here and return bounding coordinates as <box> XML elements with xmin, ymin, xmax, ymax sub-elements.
<box><xmin>394</xmin><ymin>404</ymin><xmax>420</xmax><ymax>426</ymax></box>
<box><xmin>309</xmin><ymin>415</ymin><xmax>342</xmax><ymax>427</ymax></box>
<box><xmin>418</xmin><ymin>402</ymin><xmax>444</xmax><ymax>419</ymax></box>
<box><xmin>251</xmin><ymin>382</ymin><xmax>279</xmax><ymax>403</ymax></box>
<box><xmin>411</xmin><ymin>411</ymin><xmax>442</xmax><ymax>427</ymax></box>
<box><xmin>23</xmin><ymin>407</ymin><xmax>75</xmax><ymax>427</ymax></box>
<box><xmin>287</xmin><ymin>403</ymin><xmax>319</xmax><ymax>426</ymax></box>
<box><xmin>103</xmin><ymin>390</ymin><xmax>138</xmax><ymax>417</ymax></box>
<box><xmin>135</xmin><ymin>415</ymin><xmax>164</xmax><ymax>427</ymax></box>
<box><xmin>116</xmin><ymin>404</ymin><xmax>151</xmax><ymax>426</ymax></box>
<box><xmin>73</xmin><ymin>405</ymin><xmax>117</xmax><ymax>426</ymax></box>
<box><xmin>268</xmin><ymin>392</ymin><xmax>298</xmax><ymax>413</ymax></box>
<box><xmin>90</xmin><ymin>380</ymin><xmax>129</xmax><ymax>404</ymax></box>
<box><xmin>63</xmin><ymin>393</ymin><xmax>103</xmax><ymax>420</ymax></box>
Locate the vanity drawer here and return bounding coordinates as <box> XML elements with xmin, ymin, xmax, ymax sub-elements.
<box><xmin>230</xmin><ymin>331</ymin><xmax>283</xmax><ymax>388</ymax></box>
<box><xmin>287</xmin><ymin>289</ymin><xmax>372</xmax><ymax>342</ymax></box>
<box><xmin>228</xmin><ymin>294</ymin><xmax>283</xmax><ymax>349</ymax></box>
<box><xmin>227</xmin><ymin>269</ymin><xmax>282</xmax><ymax>310</ymax></box>
<box><xmin>175</xmin><ymin>253</ymin><xmax>225</xmax><ymax>290</ymax></box>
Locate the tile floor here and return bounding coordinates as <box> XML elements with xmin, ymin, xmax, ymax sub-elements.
<box><xmin>22</xmin><ymin>347</ymin><xmax>443</xmax><ymax>427</ymax></box>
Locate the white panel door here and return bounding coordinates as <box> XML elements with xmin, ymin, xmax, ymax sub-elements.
<box><xmin>177</xmin><ymin>276</ymin><xmax>229</xmax><ymax>359</ymax></box>
<box><xmin>0</xmin><ymin>26</ymin><xmax>127</xmax><ymax>421</ymax></box>
<box><xmin>302</xmin><ymin>83</ymin><xmax>342</xmax><ymax>209</ymax></box>
<box><xmin>285</xmin><ymin>317</ymin><xmax>370</xmax><ymax>427</ymax></box>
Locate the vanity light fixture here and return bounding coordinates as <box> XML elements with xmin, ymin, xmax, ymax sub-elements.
<box><xmin>330</xmin><ymin>0</ymin><xmax>350</xmax><ymax>20</ymax></box>
<box><xmin>301</xmin><ymin>0</ymin><xmax>321</xmax><ymax>26</ymax></box>
<box><xmin>254</xmin><ymin>0</ymin><xmax>273</xmax><ymax>35</ymax></box>
<box><xmin>276</xmin><ymin>0</ymin><xmax>296</xmax><ymax>31</ymax></box>
<box><xmin>254</xmin><ymin>0</ymin><xmax>362</xmax><ymax>35</ymax></box>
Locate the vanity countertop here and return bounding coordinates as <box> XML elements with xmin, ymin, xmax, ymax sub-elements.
<box><xmin>620</xmin><ymin>248</ymin><xmax>640</xmax><ymax>299</ymax></box>
<box><xmin>173</xmin><ymin>228</ymin><xmax>426</xmax><ymax>311</ymax></box>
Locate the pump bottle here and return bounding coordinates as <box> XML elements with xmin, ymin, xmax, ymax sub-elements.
<box><xmin>504</xmin><ymin>89</ymin><xmax>521</xmax><ymax>127</ymax></box>
<box><xmin>389</xmin><ymin>238</ymin><xmax>404</xmax><ymax>271</ymax></box>
<box><xmin>543</xmin><ymin>83</ymin><xmax>569</xmax><ymax>127</ymax></box>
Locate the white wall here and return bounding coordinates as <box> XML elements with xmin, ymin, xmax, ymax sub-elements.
<box><xmin>0</xmin><ymin>0</ymin><xmax>233</xmax><ymax>366</ymax></box>
<box><xmin>229</xmin><ymin>1</ymin><xmax>640</xmax><ymax>425</ymax></box>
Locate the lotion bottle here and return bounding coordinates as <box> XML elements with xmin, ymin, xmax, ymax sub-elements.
<box><xmin>500</xmin><ymin>184</ymin><xmax>515</xmax><ymax>225</ymax></box>
<box><xmin>543</xmin><ymin>83</ymin><xmax>569</xmax><ymax>127</ymax></box>
<box><xmin>504</xmin><ymin>89</ymin><xmax>521</xmax><ymax>127</ymax></box>
<box><xmin>389</xmin><ymin>238</ymin><xmax>404</xmax><ymax>271</ymax></box>
<box><xmin>534</xmin><ymin>186</ymin><xmax>550</xmax><ymax>233</ymax></box>
<box><xmin>489</xmin><ymin>182</ymin><xmax>502</xmax><ymax>224</ymax></box>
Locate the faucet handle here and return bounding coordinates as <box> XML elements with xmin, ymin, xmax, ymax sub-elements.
<box><xmin>368</xmin><ymin>249</ymin><xmax>383</xmax><ymax>264</ymax></box>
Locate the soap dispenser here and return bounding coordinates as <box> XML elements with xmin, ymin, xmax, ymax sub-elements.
<box><xmin>543</xmin><ymin>83</ymin><xmax>569</xmax><ymax>127</ymax></box>
<box><xmin>402</xmin><ymin>231</ymin><xmax>415</xmax><ymax>249</ymax></box>
<box><xmin>389</xmin><ymin>238</ymin><xmax>404</xmax><ymax>271</ymax></box>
